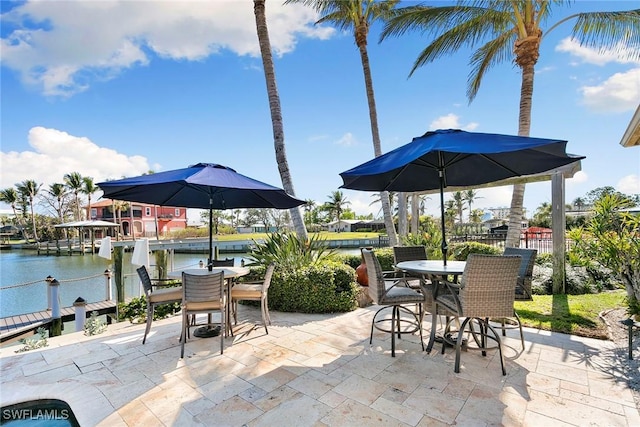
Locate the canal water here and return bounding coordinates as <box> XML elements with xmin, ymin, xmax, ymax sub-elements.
<box><xmin>1</xmin><ymin>248</ymin><xmax>362</xmax><ymax>318</ymax></box>
<box><xmin>0</xmin><ymin>250</ymin><xmax>247</xmax><ymax>318</ymax></box>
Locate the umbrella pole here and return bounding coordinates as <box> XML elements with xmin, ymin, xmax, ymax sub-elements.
<box><xmin>208</xmin><ymin>201</ymin><xmax>213</xmax><ymax>272</ymax></box>
<box><xmin>439</xmin><ymin>170</ymin><xmax>448</xmax><ymax>265</ymax></box>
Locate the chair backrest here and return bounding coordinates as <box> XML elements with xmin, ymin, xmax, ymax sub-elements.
<box><xmin>459</xmin><ymin>254</ymin><xmax>521</xmax><ymax>318</ymax></box>
<box><xmin>393</xmin><ymin>246</ymin><xmax>428</xmax><ymax>264</ymax></box>
<box><xmin>137</xmin><ymin>265</ymin><xmax>153</xmax><ymax>295</ymax></box>
<box><xmin>362</xmin><ymin>248</ymin><xmax>385</xmax><ymax>304</ymax></box>
<box><xmin>503</xmin><ymin>247</ymin><xmax>537</xmax><ymax>300</ymax></box>
<box><xmin>182</xmin><ymin>271</ymin><xmax>225</xmax><ymax>304</ymax></box>
<box><xmin>261</xmin><ymin>263</ymin><xmax>276</xmax><ymax>295</ymax></box>
<box><xmin>210</xmin><ymin>258</ymin><xmax>234</xmax><ymax>267</ymax></box>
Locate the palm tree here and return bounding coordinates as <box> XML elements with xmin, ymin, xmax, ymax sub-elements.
<box><xmin>82</xmin><ymin>176</ymin><xmax>98</xmax><ymax>221</ymax></box>
<box><xmin>64</xmin><ymin>172</ymin><xmax>84</xmax><ymax>221</ymax></box>
<box><xmin>0</xmin><ymin>187</ymin><xmax>28</xmax><ymax>240</ymax></box>
<box><xmin>572</xmin><ymin>197</ymin><xmax>587</xmax><ymax>212</ymax></box>
<box><xmin>285</xmin><ymin>0</ymin><xmax>400</xmax><ymax>246</ymax></box>
<box><xmin>451</xmin><ymin>191</ymin><xmax>466</xmax><ymax>224</ymax></box>
<box><xmin>16</xmin><ymin>179</ymin><xmax>41</xmax><ymax>242</ymax></box>
<box><xmin>46</xmin><ymin>183</ymin><xmax>68</xmax><ymax>224</ymax></box>
<box><xmin>326</xmin><ymin>190</ymin><xmax>351</xmax><ymax>223</ymax></box>
<box><xmin>463</xmin><ymin>189</ymin><xmax>482</xmax><ymax>222</ymax></box>
<box><xmin>253</xmin><ymin>0</ymin><xmax>308</xmax><ymax>242</ymax></box>
<box><xmin>381</xmin><ymin>1</ymin><xmax>639</xmax><ymax>291</ymax></box>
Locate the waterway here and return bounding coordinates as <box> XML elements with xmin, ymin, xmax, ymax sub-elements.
<box><xmin>0</xmin><ymin>250</ymin><xmax>247</xmax><ymax>318</ymax></box>
<box><xmin>0</xmin><ymin>248</ymin><xmax>361</xmax><ymax>318</ymax></box>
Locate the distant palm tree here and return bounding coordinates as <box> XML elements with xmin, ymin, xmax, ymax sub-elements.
<box><xmin>64</xmin><ymin>172</ymin><xmax>84</xmax><ymax>221</ymax></box>
<box><xmin>572</xmin><ymin>197</ymin><xmax>587</xmax><ymax>212</ymax></box>
<box><xmin>16</xmin><ymin>179</ymin><xmax>41</xmax><ymax>241</ymax></box>
<box><xmin>326</xmin><ymin>190</ymin><xmax>351</xmax><ymax>223</ymax></box>
<box><xmin>253</xmin><ymin>0</ymin><xmax>308</xmax><ymax>242</ymax></box>
<box><xmin>82</xmin><ymin>176</ymin><xmax>98</xmax><ymax>220</ymax></box>
<box><xmin>451</xmin><ymin>191</ymin><xmax>465</xmax><ymax>224</ymax></box>
<box><xmin>0</xmin><ymin>187</ymin><xmax>27</xmax><ymax>240</ymax></box>
<box><xmin>463</xmin><ymin>189</ymin><xmax>482</xmax><ymax>222</ymax></box>
<box><xmin>285</xmin><ymin>0</ymin><xmax>400</xmax><ymax>246</ymax></box>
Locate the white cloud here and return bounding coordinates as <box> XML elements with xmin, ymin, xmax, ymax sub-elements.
<box><xmin>335</xmin><ymin>132</ymin><xmax>357</xmax><ymax>146</ymax></box>
<box><xmin>579</xmin><ymin>68</ymin><xmax>640</xmax><ymax>113</ymax></box>
<box><xmin>0</xmin><ymin>127</ymin><xmax>151</xmax><ymax>192</ymax></box>
<box><xmin>618</xmin><ymin>174</ymin><xmax>640</xmax><ymax>195</ymax></box>
<box><xmin>1</xmin><ymin>1</ymin><xmax>333</xmax><ymax>97</ymax></box>
<box><xmin>428</xmin><ymin>113</ymin><xmax>478</xmax><ymax>131</ymax></box>
<box><xmin>555</xmin><ymin>37</ymin><xmax>640</xmax><ymax>66</ymax></box>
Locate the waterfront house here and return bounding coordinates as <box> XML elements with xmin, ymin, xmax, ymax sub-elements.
<box><xmin>89</xmin><ymin>199</ymin><xmax>187</xmax><ymax>238</ymax></box>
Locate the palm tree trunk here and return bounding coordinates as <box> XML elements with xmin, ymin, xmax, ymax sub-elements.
<box><xmin>254</xmin><ymin>0</ymin><xmax>308</xmax><ymax>242</ymax></box>
<box><xmin>397</xmin><ymin>192</ymin><xmax>407</xmax><ymax>237</ymax></box>
<box><xmin>410</xmin><ymin>193</ymin><xmax>419</xmax><ymax>234</ymax></box>
<box><xmin>29</xmin><ymin>199</ymin><xmax>38</xmax><ymax>241</ymax></box>
<box><xmin>357</xmin><ymin>40</ymin><xmax>398</xmax><ymax>246</ymax></box>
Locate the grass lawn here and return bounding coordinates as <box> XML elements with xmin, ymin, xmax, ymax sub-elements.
<box><xmin>212</xmin><ymin>232</ymin><xmax>383</xmax><ymax>241</ymax></box>
<box><xmin>515</xmin><ymin>290</ymin><xmax>627</xmax><ymax>339</ymax></box>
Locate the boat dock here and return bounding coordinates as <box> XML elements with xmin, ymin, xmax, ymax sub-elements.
<box><xmin>0</xmin><ymin>300</ymin><xmax>117</xmax><ymax>344</ymax></box>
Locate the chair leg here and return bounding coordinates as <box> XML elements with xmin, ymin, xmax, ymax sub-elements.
<box><xmin>454</xmin><ymin>318</ymin><xmax>472</xmax><ymax>373</ymax></box>
<box><xmin>220</xmin><ymin>308</ymin><xmax>224</xmax><ymax>355</ymax></box>
<box><xmin>483</xmin><ymin>320</ymin><xmax>506</xmax><ymax>376</ymax></box>
<box><xmin>391</xmin><ymin>306</ymin><xmax>398</xmax><ymax>357</ymax></box>
<box><xmin>180</xmin><ymin>311</ymin><xmax>187</xmax><ymax>359</ymax></box>
<box><xmin>143</xmin><ymin>304</ymin><xmax>154</xmax><ymax>344</ymax></box>
<box><xmin>427</xmin><ymin>309</ymin><xmax>438</xmax><ymax>353</ymax></box>
<box><xmin>514</xmin><ymin>309</ymin><xmax>525</xmax><ymax>350</ymax></box>
<box><xmin>261</xmin><ymin>300</ymin><xmax>269</xmax><ymax>335</ymax></box>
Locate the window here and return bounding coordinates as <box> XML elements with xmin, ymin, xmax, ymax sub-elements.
<box><xmin>145</xmin><ymin>207</ymin><xmax>151</xmax><ymax>216</ymax></box>
<box><xmin>175</xmin><ymin>208</ymin><xmax>180</xmax><ymax>216</ymax></box>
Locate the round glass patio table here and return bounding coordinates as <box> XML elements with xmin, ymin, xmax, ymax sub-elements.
<box><xmin>395</xmin><ymin>260</ymin><xmax>466</xmax><ymax>352</ymax></box>
<box><xmin>168</xmin><ymin>266</ymin><xmax>250</xmax><ymax>337</ymax></box>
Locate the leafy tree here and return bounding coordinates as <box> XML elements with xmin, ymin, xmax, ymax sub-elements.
<box><xmin>463</xmin><ymin>189</ymin><xmax>482</xmax><ymax>222</ymax></box>
<box><xmin>451</xmin><ymin>191</ymin><xmax>466</xmax><ymax>223</ymax></box>
<box><xmin>16</xmin><ymin>179</ymin><xmax>41</xmax><ymax>241</ymax></box>
<box><xmin>0</xmin><ymin>187</ymin><xmax>27</xmax><ymax>240</ymax></box>
<box><xmin>82</xmin><ymin>176</ymin><xmax>98</xmax><ymax>220</ymax></box>
<box><xmin>326</xmin><ymin>190</ymin><xmax>351</xmax><ymax>222</ymax></box>
<box><xmin>286</xmin><ymin>0</ymin><xmax>400</xmax><ymax>245</ymax></box>
<box><xmin>64</xmin><ymin>172</ymin><xmax>84</xmax><ymax>221</ymax></box>
<box><xmin>530</xmin><ymin>202</ymin><xmax>552</xmax><ymax>228</ymax></box>
<box><xmin>253</xmin><ymin>0</ymin><xmax>308</xmax><ymax>242</ymax></box>
<box><xmin>569</xmin><ymin>195</ymin><xmax>640</xmax><ymax>316</ymax></box>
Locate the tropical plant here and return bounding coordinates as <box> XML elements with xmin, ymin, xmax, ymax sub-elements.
<box><xmin>286</xmin><ymin>0</ymin><xmax>400</xmax><ymax>246</ymax></box>
<box><xmin>325</xmin><ymin>190</ymin><xmax>351</xmax><ymax>222</ymax></box>
<box><xmin>84</xmin><ymin>311</ymin><xmax>107</xmax><ymax>336</ymax></box>
<box><xmin>15</xmin><ymin>327</ymin><xmax>48</xmax><ymax>353</ymax></box>
<box><xmin>381</xmin><ymin>1</ymin><xmax>640</xmax><ymax>292</ymax></box>
<box><xmin>463</xmin><ymin>189</ymin><xmax>481</xmax><ymax>222</ymax></box>
<box><xmin>64</xmin><ymin>171</ymin><xmax>84</xmax><ymax>221</ymax></box>
<box><xmin>82</xmin><ymin>176</ymin><xmax>98</xmax><ymax>220</ymax></box>
<box><xmin>16</xmin><ymin>179</ymin><xmax>41</xmax><ymax>241</ymax></box>
<box><xmin>0</xmin><ymin>187</ymin><xmax>27</xmax><ymax>240</ymax></box>
<box><xmin>568</xmin><ymin>195</ymin><xmax>640</xmax><ymax>317</ymax></box>
<box><xmin>247</xmin><ymin>232</ymin><xmax>337</xmax><ymax>272</ymax></box>
<box><xmin>253</xmin><ymin>0</ymin><xmax>308</xmax><ymax>242</ymax></box>
<box><xmin>451</xmin><ymin>191</ymin><xmax>466</xmax><ymax>223</ymax></box>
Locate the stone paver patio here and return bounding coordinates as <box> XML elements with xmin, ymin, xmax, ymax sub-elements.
<box><xmin>1</xmin><ymin>304</ymin><xmax>639</xmax><ymax>426</ymax></box>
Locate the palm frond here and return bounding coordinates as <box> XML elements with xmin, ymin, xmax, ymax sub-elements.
<box><xmin>570</xmin><ymin>9</ymin><xmax>640</xmax><ymax>61</ymax></box>
<box><xmin>467</xmin><ymin>32</ymin><xmax>514</xmax><ymax>101</ymax></box>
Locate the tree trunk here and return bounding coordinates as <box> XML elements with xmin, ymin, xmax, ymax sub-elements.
<box><xmin>397</xmin><ymin>192</ymin><xmax>407</xmax><ymax>238</ymax></box>
<box><xmin>410</xmin><ymin>193</ymin><xmax>419</xmax><ymax>234</ymax></box>
<box><xmin>357</xmin><ymin>31</ymin><xmax>398</xmax><ymax>246</ymax></box>
<box><xmin>253</xmin><ymin>0</ymin><xmax>308</xmax><ymax>242</ymax></box>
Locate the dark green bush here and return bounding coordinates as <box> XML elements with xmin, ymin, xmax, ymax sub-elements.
<box><xmin>268</xmin><ymin>261</ymin><xmax>358</xmax><ymax>313</ymax></box>
<box><xmin>449</xmin><ymin>242</ymin><xmax>501</xmax><ymax>260</ymax></box>
<box><xmin>117</xmin><ymin>297</ymin><xmax>180</xmax><ymax>323</ymax></box>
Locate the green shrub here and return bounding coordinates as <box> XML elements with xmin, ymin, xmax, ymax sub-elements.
<box><xmin>268</xmin><ymin>261</ymin><xmax>358</xmax><ymax>313</ymax></box>
<box><xmin>84</xmin><ymin>311</ymin><xmax>107</xmax><ymax>336</ymax></box>
<box><xmin>449</xmin><ymin>242</ymin><xmax>500</xmax><ymax>260</ymax></box>
<box><xmin>117</xmin><ymin>297</ymin><xmax>181</xmax><ymax>323</ymax></box>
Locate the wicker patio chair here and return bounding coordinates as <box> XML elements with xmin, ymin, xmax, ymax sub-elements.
<box><xmin>231</xmin><ymin>263</ymin><xmax>275</xmax><ymax>334</ymax></box>
<box><xmin>137</xmin><ymin>265</ymin><xmax>182</xmax><ymax>345</ymax></box>
<box><xmin>503</xmin><ymin>247</ymin><xmax>537</xmax><ymax>301</ymax></box>
<box><xmin>432</xmin><ymin>254</ymin><xmax>521</xmax><ymax>375</ymax></box>
<box><xmin>363</xmin><ymin>248</ymin><xmax>427</xmax><ymax>357</ymax></box>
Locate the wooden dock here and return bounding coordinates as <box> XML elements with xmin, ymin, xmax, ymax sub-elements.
<box><xmin>0</xmin><ymin>300</ymin><xmax>117</xmax><ymax>344</ymax></box>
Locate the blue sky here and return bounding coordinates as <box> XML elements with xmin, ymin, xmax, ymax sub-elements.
<box><xmin>1</xmin><ymin>0</ymin><xmax>639</xmax><ymax>221</ymax></box>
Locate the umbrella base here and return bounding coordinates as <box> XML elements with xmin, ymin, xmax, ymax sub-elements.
<box><xmin>193</xmin><ymin>325</ymin><xmax>221</xmax><ymax>338</ymax></box>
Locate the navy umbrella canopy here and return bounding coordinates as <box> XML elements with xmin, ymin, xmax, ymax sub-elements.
<box><xmin>97</xmin><ymin>163</ymin><xmax>305</xmax><ymax>269</ymax></box>
<box><xmin>340</xmin><ymin>129</ymin><xmax>585</xmax><ymax>263</ymax></box>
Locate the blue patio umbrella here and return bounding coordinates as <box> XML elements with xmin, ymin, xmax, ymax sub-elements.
<box><xmin>97</xmin><ymin>163</ymin><xmax>305</xmax><ymax>270</ymax></box>
<box><xmin>340</xmin><ymin>129</ymin><xmax>585</xmax><ymax>263</ymax></box>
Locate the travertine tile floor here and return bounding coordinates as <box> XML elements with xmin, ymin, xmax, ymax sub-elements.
<box><xmin>1</xmin><ymin>304</ymin><xmax>639</xmax><ymax>426</ymax></box>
